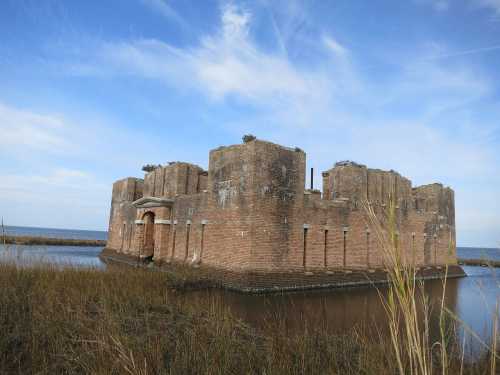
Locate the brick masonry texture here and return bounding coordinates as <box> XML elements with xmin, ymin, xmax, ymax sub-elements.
<box><xmin>104</xmin><ymin>139</ymin><xmax>463</xmax><ymax>291</ymax></box>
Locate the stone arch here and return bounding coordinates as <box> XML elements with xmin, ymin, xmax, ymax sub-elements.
<box><xmin>142</xmin><ymin>211</ymin><xmax>155</xmax><ymax>258</ymax></box>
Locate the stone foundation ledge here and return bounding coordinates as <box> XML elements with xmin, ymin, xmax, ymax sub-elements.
<box><xmin>100</xmin><ymin>248</ymin><xmax>467</xmax><ymax>294</ymax></box>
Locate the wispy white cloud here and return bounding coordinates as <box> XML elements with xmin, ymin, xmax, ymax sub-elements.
<box><xmin>35</xmin><ymin>2</ymin><xmax>500</xmax><ymax>244</ymax></box>
<box><xmin>0</xmin><ymin>100</ymin><xmax>179</xmax><ymax>170</ymax></box>
<box><xmin>0</xmin><ymin>102</ymin><xmax>70</xmax><ymax>153</ymax></box>
<box><xmin>80</xmin><ymin>5</ymin><xmax>321</xmax><ymax>106</ymax></box>
<box><xmin>474</xmin><ymin>0</ymin><xmax>500</xmax><ymax>14</ymax></box>
<box><xmin>423</xmin><ymin>44</ymin><xmax>500</xmax><ymax>60</ymax></box>
<box><xmin>141</xmin><ymin>0</ymin><xmax>189</xmax><ymax>28</ymax></box>
<box><xmin>0</xmin><ymin>168</ymin><xmax>101</xmax><ymax>194</ymax></box>
<box><xmin>418</xmin><ymin>0</ymin><xmax>500</xmax><ymax>15</ymax></box>
<box><xmin>0</xmin><ymin>168</ymin><xmax>110</xmax><ymax>230</ymax></box>
<box><xmin>63</xmin><ymin>3</ymin><xmax>496</xmax><ymax>170</ymax></box>
<box><xmin>323</xmin><ymin>36</ymin><xmax>348</xmax><ymax>57</ymax></box>
<box><xmin>415</xmin><ymin>0</ymin><xmax>450</xmax><ymax>12</ymax></box>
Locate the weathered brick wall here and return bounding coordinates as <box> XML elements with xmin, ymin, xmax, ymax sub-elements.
<box><xmin>316</xmin><ymin>162</ymin><xmax>455</xmax><ymax>270</ymax></box>
<box><xmin>322</xmin><ymin>163</ymin><xmax>413</xmax><ymax>209</ymax></box>
<box><xmin>143</xmin><ymin>162</ymin><xmax>207</xmax><ymax>198</ymax></box>
<box><xmin>246</xmin><ymin>141</ymin><xmax>306</xmax><ymax>271</ymax></box>
<box><xmin>105</xmin><ymin>138</ymin><xmax>457</xmax><ymax>279</ymax></box>
<box><xmin>412</xmin><ymin>184</ymin><xmax>456</xmax><ymax>265</ymax></box>
<box><xmin>322</xmin><ymin>162</ymin><xmax>368</xmax><ymax>202</ymax></box>
<box><xmin>107</xmin><ymin>177</ymin><xmax>142</xmax><ymax>252</ymax></box>
<box><xmin>127</xmin><ymin>140</ymin><xmax>306</xmax><ymax>272</ymax></box>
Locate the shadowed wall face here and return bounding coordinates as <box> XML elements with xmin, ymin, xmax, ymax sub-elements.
<box><xmin>107</xmin><ymin>178</ymin><xmax>143</xmax><ymax>252</ymax></box>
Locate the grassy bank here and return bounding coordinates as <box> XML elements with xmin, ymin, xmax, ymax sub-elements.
<box><xmin>1</xmin><ymin>235</ymin><xmax>106</xmax><ymax>247</ymax></box>
<box><xmin>458</xmin><ymin>258</ymin><xmax>500</xmax><ymax>268</ymax></box>
<box><xmin>0</xmin><ymin>262</ymin><xmax>496</xmax><ymax>375</ymax></box>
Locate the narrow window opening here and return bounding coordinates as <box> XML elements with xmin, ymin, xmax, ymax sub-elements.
<box><xmin>366</xmin><ymin>172</ymin><xmax>370</xmax><ymax>201</ymax></box>
<box><xmin>324</xmin><ymin>230</ymin><xmax>329</xmax><ymax>268</ymax></box>
<box><xmin>423</xmin><ymin>233</ymin><xmax>427</xmax><ymax>264</ymax></box>
<box><xmin>121</xmin><ymin>223</ymin><xmax>126</xmax><ymax>250</ymax></box>
<box><xmin>128</xmin><ymin>224</ymin><xmax>133</xmax><ymax>250</ymax></box>
<box><xmin>434</xmin><ymin>237</ymin><xmax>437</xmax><ymax>265</ymax></box>
<box><xmin>343</xmin><ymin>230</ymin><xmax>347</xmax><ymax>268</ymax></box>
<box><xmin>152</xmin><ymin>170</ymin><xmax>156</xmax><ymax>197</ymax></box>
<box><xmin>185</xmin><ymin>166</ymin><xmax>190</xmax><ymax>194</ymax></box>
<box><xmin>434</xmin><ymin>235</ymin><xmax>438</xmax><ymax>265</ymax></box>
<box><xmin>303</xmin><ymin>228</ymin><xmax>308</xmax><ymax>268</ymax></box>
<box><xmin>161</xmin><ymin>168</ymin><xmax>166</xmax><ymax>196</ymax></box>
<box><xmin>448</xmin><ymin>233</ymin><xmax>453</xmax><ymax>255</ymax></box>
<box><xmin>366</xmin><ymin>231</ymin><xmax>370</xmax><ymax>267</ymax></box>
<box><xmin>171</xmin><ymin>224</ymin><xmax>177</xmax><ymax>259</ymax></box>
<box><xmin>412</xmin><ymin>233</ymin><xmax>416</xmax><ymax>265</ymax></box>
<box><xmin>200</xmin><ymin>223</ymin><xmax>205</xmax><ymax>262</ymax></box>
<box><xmin>185</xmin><ymin>223</ymin><xmax>191</xmax><ymax>261</ymax></box>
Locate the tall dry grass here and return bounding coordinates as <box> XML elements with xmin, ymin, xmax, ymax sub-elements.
<box><xmin>363</xmin><ymin>195</ymin><xmax>499</xmax><ymax>375</ymax></box>
<box><xmin>0</xmin><ymin>260</ymin><xmax>495</xmax><ymax>374</ymax></box>
<box><xmin>0</xmin><ymin>212</ymin><xmax>498</xmax><ymax>374</ymax></box>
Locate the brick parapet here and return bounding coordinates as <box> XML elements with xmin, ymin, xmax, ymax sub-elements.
<box><xmin>104</xmin><ymin>138</ymin><xmax>460</xmax><ymax>289</ymax></box>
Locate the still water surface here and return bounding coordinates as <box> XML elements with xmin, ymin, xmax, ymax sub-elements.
<box><xmin>0</xmin><ymin>240</ymin><xmax>498</xmax><ymax>355</ymax></box>
<box><xmin>2</xmin><ymin>225</ymin><xmax>108</xmax><ymax>241</ymax></box>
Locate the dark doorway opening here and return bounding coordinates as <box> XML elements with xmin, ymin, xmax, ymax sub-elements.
<box><xmin>142</xmin><ymin>212</ymin><xmax>155</xmax><ymax>259</ymax></box>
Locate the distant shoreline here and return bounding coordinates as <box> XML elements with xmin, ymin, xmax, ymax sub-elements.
<box><xmin>1</xmin><ymin>235</ymin><xmax>106</xmax><ymax>247</ymax></box>
<box><xmin>458</xmin><ymin>258</ymin><xmax>500</xmax><ymax>268</ymax></box>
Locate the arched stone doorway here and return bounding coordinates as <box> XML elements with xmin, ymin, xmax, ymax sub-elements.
<box><xmin>142</xmin><ymin>211</ymin><xmax>155</xmax><ymax>258</ymax></box>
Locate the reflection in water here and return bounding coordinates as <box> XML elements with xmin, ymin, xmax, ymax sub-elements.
<box><xmin>0</xmin><ymin>244</ymin><xmax>105</xmax><ymax>268</ymax></box>
<box><xmin>176</xmin><ymin>266</ymin><xmax>498</xmax><ymax>356</ymax></box>
<box><xmin>1</xmin><ymin>244</ymin><xmax>498</xmax><ymax>355</ymax></box>
<box><xmin>180</xmin><ymin>277</ymin><xmax>460</xmax><ymax>336</ymax></box>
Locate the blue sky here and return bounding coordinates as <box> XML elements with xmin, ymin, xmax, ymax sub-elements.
<box><xmin>0</xmin><ymin>0</ymin><xmax>499</xmax><ymax>247</ymax></box>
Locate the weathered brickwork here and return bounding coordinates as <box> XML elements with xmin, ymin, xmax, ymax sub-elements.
<box><xmin>104</xmin><ymin>138</ymin><xmax>461</xmax><ymax>290</ymax></box>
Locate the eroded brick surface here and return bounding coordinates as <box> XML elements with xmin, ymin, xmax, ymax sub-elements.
<box><xmin>105</xmin><ymin>139</ymin><xmax>459</xmax><ymax>288</ymax></box>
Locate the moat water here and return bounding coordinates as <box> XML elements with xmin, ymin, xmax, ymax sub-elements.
<box><xmin>1</xmin><ymin>226</ymin><xmax>498</xmax><ymax>357</ymax></box>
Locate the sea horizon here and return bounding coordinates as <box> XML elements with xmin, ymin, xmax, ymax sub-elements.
<box><xmin>1</xmin><ymin>224</ymin><xmax>498</xmax><ymax>251</ymax></box>
<box><xmin>2</xmin><ymin>225</ymin><xmax>108</xmax><ymax>241</ymax></box>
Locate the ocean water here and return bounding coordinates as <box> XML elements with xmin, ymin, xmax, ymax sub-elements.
<box><xmin>457</xmin><ymin>247</ymin><xmax>500</xmax><ymax>261</ymax></box>
<box><xmin>2</xmin><ymin>225</ymin><xmax>107</xmax><ymax>241</ymax></box>
<box><xmin>0</xmin><ymin>244</ymin><xmax>105</xmax><ymax>268</ymax></box>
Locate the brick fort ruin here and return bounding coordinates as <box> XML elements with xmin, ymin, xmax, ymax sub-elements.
<box><xmin>102</xmin><ymin>138</ymin><xmax>465</xmax><ymax>292</ymax></box>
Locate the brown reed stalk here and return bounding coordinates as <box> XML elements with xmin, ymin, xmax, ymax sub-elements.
<box><xmin>363</xmin><ymin>193</ymin><xmax>498</xmax><ymax>375</ymax></box>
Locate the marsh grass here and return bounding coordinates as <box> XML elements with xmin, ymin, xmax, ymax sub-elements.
<box><xmin>0</xmin><ymin>214</ymin><xmax>498</xmax><ymax>374</ymax></box>
<box><xmin>0</xmin><ymin>260</ymin><xmax>496</xmax><ymax>375</ymax></box>
<box><xmin>363</xmin><ymin>196</ymin><xmax>499</xmax><ymax>375</ymax></box>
